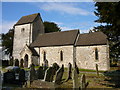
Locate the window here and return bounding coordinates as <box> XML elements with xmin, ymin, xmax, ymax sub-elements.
<box><xmin>60</xmin><ymin>51</ymin><xmax>63</xmax><ymax>61</ymax></box>
<box><xmin>95</xmin><ymin>48</ymin><xmax>98</xmax><ymax>60</ymax></box>
<box><xmin>21</xmin><ymin>28</ymin><xmax>25</xmax><ymax>32</ymax></box>
<box><xmin>43</xmin><ymin>51</ymin><xmax>46</xmax><ymax>61</ymax></box>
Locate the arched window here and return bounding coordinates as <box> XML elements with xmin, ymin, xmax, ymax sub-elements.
<box><xmin>95</xmin><ymin>48</ymin><xmax>98</xmax><ymax>60</ymax></box>
<box><xmin>43</xmin><ymin>51</ymin><xmax>46</xmax><ymax>61</ymax></box>
<box><xmin>60</xmin><ymin>51</ymin><xmax>63</xmax><ymax>61</ymax></box>
<box><xmin>21</xmin><ymin>28</ymin><xmax>25</xmax><ymax>32</ymax></box>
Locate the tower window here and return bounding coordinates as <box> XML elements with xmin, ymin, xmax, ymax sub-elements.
<box><xmin>21</xmin><ymin>28</ymin><xmax>25</xmax><ymax>32</ymax></box>
<box><xmin>60</xmin><ymin>51</ymin><xmax>63</xmax><ymax>61</ymax></box>
<box><xmin>43</xmin><ymin>51</ymin><xmax>46</xmax><ymax>61</ymax></box>
<box><xmin>95</xmin><ymin>48</ymin><xmax>99</xmax><ymax>60</ymax></box>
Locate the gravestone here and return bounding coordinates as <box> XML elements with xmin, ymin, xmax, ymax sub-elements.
<box><xmin>80</xmin><ymin>74</ymin><xmax>89</xmax><ymax>89</ymax></box>
<box><xmin>80</xmin><ymin>74</ymin><xmax>86</xmax><ymax>89</ymax></box>
<box><xmin>96</xmin><ymin>64</ymin><xmax>99</xmax><ymax>76</ymax></box>
<box><xmin>44</xmin><ymin>67</ymin><xmax>54</xmax><ymax>82</ymax></box>
<box><xmin>55</xmin><ymin>64</ymin><xmax>64</xmax><ymax>84</ymax></box>
<box><xmin>73</xmin><ymin>67</ymin><xmax>79</xmax><ymax>89</ymax></box>
<box><xmin>15</xmin><ymin>59</ymin><xmax>19</xmax><ymax>67</ymax></box>
<box><xmin>43</xmin><ymin>59</ymin><xmax>48</xmax><ymax>71</ymax></box>
<box><xmin>3</xmin><ymin>70</ymin><xmax>15</xmax><ymax>83</ymax></box>
<box><xmin>75</xmin><ymin>62</ymin><xmax>79</xmax><ymax>74</ymax></box>
<box><xmin>66</xmin><ymin>63</ymin><xmax>72</xmax><ymax>81</ymax></box>
<box><xmin>30</xmin><ymin>63</ymin><xmax>36</xmax><ymax>83</ymax></box>
<box><xmin>19</xmin><ymin>69</ymin><xmax>26</xmax><ymax>85</ymax></box>
<box><xmin>20</xmin><ymin>59</ymin><xmax>24</xmax><ymax>68</ymax></box>
<box><xmin>37</xmin><ymin>66</ymin><xmax>44</xmax><ymax>79</ymax></box>
<box><xmin>52</xmin><ymin>63</ymin><xmax>60</xmax><ymax>75</ymax></box>
<box><xmin>9</xmin><ymin>58</ymin><xmax>13</xmax><ymax>66</ymax></box>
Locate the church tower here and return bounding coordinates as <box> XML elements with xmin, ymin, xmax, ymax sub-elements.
<box><xmin>12</xmin><ymin>13</ymin><xmax>44</xmax><ymax>60</ymax></box>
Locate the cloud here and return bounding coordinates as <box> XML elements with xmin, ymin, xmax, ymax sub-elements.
<box><xmin>0</xmin><ymin>20</ymin><xmax>16</xmax><ymax>33</ymax></box>
<box><xmin>39</xmin><ymin>3</ymin><xmax>93</xmax><ymax>16</ymax></box>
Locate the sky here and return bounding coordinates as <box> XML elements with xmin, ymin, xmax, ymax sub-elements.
<box><xmin>1</xmin><ymin>2</ymin><xmax>102</xmax><ymax>34</ymax></box>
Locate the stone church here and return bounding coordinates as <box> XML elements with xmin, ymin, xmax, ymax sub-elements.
<box><xmin>12</xmin><ymin>13</ymin><xmax>110</xmax><ymax>71</ymax></box>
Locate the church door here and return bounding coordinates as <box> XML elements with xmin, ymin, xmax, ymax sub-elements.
<box><xmin>24</xmin><ymin>54</ymin><xmax>28</xmax><ymax>67</ymax></box>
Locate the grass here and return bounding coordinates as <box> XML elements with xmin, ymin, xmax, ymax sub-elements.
<box><xmin>79</xmin><ymin>68</ymin><xmax>105</xmax><ymax>73</ymax></box>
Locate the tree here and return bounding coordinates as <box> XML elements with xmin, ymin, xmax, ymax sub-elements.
<box><xmin>2</xmin><ymin>29</ymin><xmax>14</xmax><ymax>56</ymax></box>
<box><xmin>43</xmin><ymin>21</ymin><xmax>61</xmax><ymax>33</ymax></box>
<box><xmin>94</xmin><ymin>2</ymin><xmax>120</xmax><ymax>62</ymax></box>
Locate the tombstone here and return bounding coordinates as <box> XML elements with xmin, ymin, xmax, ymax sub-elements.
<box><xmin>73</xmin><ymin>67</ymin><xmax>79</xmax><ymax>89</ymax></box>
<box><xmin>55</xmin><ymin>64</ymin><xmax>64</xmax><ymax>84</ymax></box>
<box><xmin>9</xmin><ymin>57</ymin><xmax>13</xmax><ymax>66</ymax></box>
<box><xmin>52</xmin><ymin>63</ymin><xmax>60</xmax><ymax>71</ymax></box>
<box><xmin>37</xmin><ymin>66</ymin><xmax>44</xmax><ymax>79</ymax></box>
<box><xmin>75</xmin><ymin>62</ymin><xmax>79</xmax><ymax>74</ymax></box>
<box><xmin>19</xmin><ymin>69</ymin><xmax>26</xmax><ymax>85</ymax></box>
<box><xmin>95</xmin><ymin>64</ymin><xmax>99</xmax><ymax>76</ymax></box>
<box><xmin>15</xmin><ymin>59</ymin><xmax>19</xmax><ymax>67</ymax></box>
<box><xmin>0</xmin><ymin>71</ymin><xmax>2</xmax><ymax>89</ymax></box>
<box><xmin>80</xmin><ymin>74</ymin><xmax>89</xmax><ymax>89</ymax></box>
<box><xmin>3</xmin><ymin>70</ymin><xmax>15</xmax><ymax>83</ymax></box>
<box><xmin>20</xmin><ymin>59</ymin><xmax>24</xmax><ymax>68</ymax></box>
<box><xmin>80</xmin><ymin>74</ymin><xmax>86</xmax><ymax>89</ymax></box>
<box><xmin>30</xmin><ymin>63</ymin><xmax>36</xmax><ymax>83</ymax></box>
<box><xmin>44</xmin><ymin>67</ymin><xmax>54</xmax><ymax>82</ymax></box>
<box><xmin>43</xmin><ymin>61</ymin><xmax>48</xmax><ymax>72</ymax></box>
<box><xmin>66</xmin><ymin>63</ymin><xmax>72</xmax><ymax>81</ymax></box>
<box><xmin>13</xmin><ymin>66</ymin><xmax>20</xmax><ymax>74</ymax></box>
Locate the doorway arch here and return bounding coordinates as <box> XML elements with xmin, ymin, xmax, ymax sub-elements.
<box><xmin>24</xmin><ymin>54</ymin><xmax>28</xmax><ymax>67</ymax></box>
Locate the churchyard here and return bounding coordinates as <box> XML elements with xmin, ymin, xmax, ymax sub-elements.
<box><xmin>1</xmin><ymin>62</ymin><xmax>120</xmax><ymax>89</ymax></box>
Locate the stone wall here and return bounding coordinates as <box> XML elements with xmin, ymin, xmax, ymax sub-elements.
<box><xmin>13</xmin><ymin>24</ymin><xmax>32</xmax><ymax>60</ymax></box>
<box><xmin>13</xmin><ymin>16</ymin><xmax>44</xmax><ymax>61</ymax></box>
<box><xmin>35</xmin><ymin>46</ymin><xmax>74</xmax><ymax>67</ymax></box>
<box><xmin>76</xmin><ymin>45</ymin><xmax>110</xmax><ymax>71</ymax></box>
<box><xmin>32</xmin><ymin>16</ymin><xmax>44</xmax><ymax>42</ymax></box>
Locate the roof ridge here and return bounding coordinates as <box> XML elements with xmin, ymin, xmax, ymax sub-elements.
<box><xmin>39</xmin><ymin>29</ymin><xmax>79</xmax><ymax>35</ymax></box>
<box><xmin>22</xmin><ymin>13</ymin><xmax>40</xmax><ymax>17</ymax></box>
<box><xmin>80</xmin><ymin>31</ymin><xmax>103</xmax><ymax>35</ymax></box>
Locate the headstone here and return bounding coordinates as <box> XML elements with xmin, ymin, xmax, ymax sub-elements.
<box><xmin>80</xmin><ymin>74</ymin><xmax>86</xmax><ymax>89</ymax></box>
<box><xmin>37</xmin><ymin>66</ymin><xmax>44</xmax><ymax>79</ymax></box>
<box><xmin>96</xmin><ymin>64</ymin><xmax>99</xmax><ymax>76</ymax></box>
<box><xmin>30</xmin><ymin>63</ymin><xmax>36</xmax><ymax>83</ymax></box>
<box><xmin>9</xmin><ymin>57</ymin><xmax>13</xmax><ymax>66</ymax></box>
<box><xmin>66</xmin><ymin>63</ymin><xmax>72</xmax><ymax>81</ymax></box>
<box><xmin>75</xmin><ymin>62</ymin><xmax>79</xmax><ymax>74</ymax></box>
<box><xmin>19</xmin><ymin>69</ymin><xmax>26</xmax><ymax>85</ymax></box>
<box><xmin>0</xmin><ymin>71</ymin><xmax>2</xmax><ymax>89</ymax></box>
<box><xmin>15</xmin><ymin>59</ymin><xmax>19</xmax><ymax>67</ymax></box>
<box><xmin>55</xmin><ymin>64</ymin><xmax>64</xmax><ymax>84</ymax></box>
<box><xmin>3</xmin><ymin>70</ymin><xmax>15</xmax><ymax>83</ymax></box>
<box><xmin>52</xmin><ymin>63</ymin><xmax>60</xmax><ymax>75</ymax></box>
<box><xmin>20</xmin><ymin>59</ymin><xmax>24</xmax><ymax>68</ymax></box>
<box><xmin>13</xmin><ymin>66</ymin><xmax>20</xmax><ymax>74</ymax></box>
<box><xmin>73</xmin><ymin>67</ymin><xmax>79</xmax><ymax>89</ymax></box>
<box><xmin>44</xmin><ymin>67</ymin><xmax>54</xmax><ymax>82</ymax></box>
<box><xmin>52</xmin><ymin>63</ymin><xmax>60</xmax><ymax>71</ymax></box>
<box><xmin>43</xmin><ymin>59</ymin><xmax>48</xmax><ymax>72</ymax></box>
<box><xmin>80</xmin><ymin>74</ymin><xmax>89</xmax><ymax>89</ymax></box>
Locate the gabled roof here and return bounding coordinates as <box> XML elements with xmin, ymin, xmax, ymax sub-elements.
<box><xmin>76</xmin><ymin>32</ymin><xmax>107</xmax><ymax>46</ymax></box>
<box><xmin>20</xmin><ymin>44</ymin><xmax>39</xmax><ymax>56</ymax></box>
<box><xmin>15</xmin><ymin>13</ymin><xmax>40</xmax><ymax>26</ymax></box>
<box><xmin>30</xmin><ymin>30</ymin><xmax>79</xmax><ymax>47</ymax></box>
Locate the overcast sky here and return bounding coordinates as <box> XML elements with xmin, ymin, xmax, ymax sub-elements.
<box><xmin>1</xmin><ymin>2</ymin><xmax>102</xmax><ymax>34</ymax></box>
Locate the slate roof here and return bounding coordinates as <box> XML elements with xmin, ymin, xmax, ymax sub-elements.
<box><xmin>15</xmin><ymin>13</ymin><xmax>40</xmax><ymax>26</ymax></box>
<box><xmin>76</xmin><ymin>32</ymin><xmax>107</xmax><ymax>46</ymax></box>
<box><xmin>30</xmin><ymin>30</ymin><xmax>79</xmax><ymax>47</ymax></box>
<box><xmin>26</xmin><ymin>44</ymin><xmax>39</xmax><ymax>56</ymax></box>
